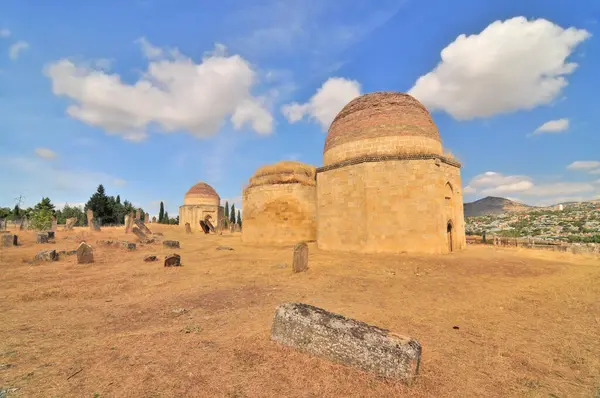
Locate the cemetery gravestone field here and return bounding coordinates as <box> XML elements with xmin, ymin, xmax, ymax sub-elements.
<box><xmin>0</xmin><ymin>224</ymin><xmax>599</xmax><ymax>397</ymax></box>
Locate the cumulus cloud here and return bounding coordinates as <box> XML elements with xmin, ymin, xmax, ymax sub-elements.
<box><xmin>135</xmin><ymin>37</ymin><xmax>164</xmax><ymax>59</ymax></box>
<box><xmin>0</xmin><ymin>28</ymin><xmax>10</xmax><ymax>38</ymax></box>
<box><xmin>44</xmin><ymin>41</ymin><xmax>273</xmax><ymax>142</ymax></box>
<box><xmin>34</xmin><ymin>147</ymin><xmax>58</xmax><ymax>160</ymax></box>
<box><xmin>281</xmin><ymin>77</ymin><xmax>361</xmax><ymax>130</ymax></box>
<box><xmin>465</xmin><ymin>171</ymin><xmax>600</xmax><ymax>205</ymax></box>
<box><xmin>567</xmin><ymin>160</ymin><xmax>600</xmax><ymax>170</ymax></box>
<box><xmin>533</xmin><ymin>118</ymin><xmax>569</xmax><ymax>135</ymax></box>
<box><xmin>9</xmin><ymin>40</ymin><xmax>29</xmax><ymax>60</ymax></box>
<box><xmin>409</xmin><ymin>17</ymin><xmax>590</xmax><ymax>120</ymax></box>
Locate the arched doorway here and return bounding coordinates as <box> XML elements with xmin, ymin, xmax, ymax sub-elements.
<box><xmin>447</xmin><ymin>221</ymin><xmax>453</xmax><ymax>252</ymax></box>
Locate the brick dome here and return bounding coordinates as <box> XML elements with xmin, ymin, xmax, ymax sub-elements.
<box><xmin>323</xmin><ymin>92</ymin><xmax>443</xmax><ymax>166</ymax></box>
<box><xmin>248</xmin><ymin>161</ymin><xmax>316</xmax><ymax>188</ymax></box>
<box><xmin>184</xmin><ymin>182</ymin><xmax>220</xmax><ymax>206</ymax></box>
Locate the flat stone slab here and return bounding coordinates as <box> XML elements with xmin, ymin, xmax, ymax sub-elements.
<box><xmin>163</xmin><ymin>240</ymin><xmax>180</xmax><ymax>249</ymax></box>
<box><xmin>35</xmin><ymin>249</ymin><xmax>59</xmax><ymax>262</ymax></box>
<box><xmin>216</xmin><ymin>246</ymin><xmax>234</xmax><ymax>251</ymax></box>
<box><xmin>144</xmin><ymin>255</ymin><xmax>158</xmax><ymax>262</ymax></box>
<box><xmin>36</xmin><ymin>233</ymin><xmax>50</xmax><ymax>244</ymax></box>
<box><xmin>292</xmin><ymin>242</ymin><xmax>308</xmax><ymax>273</ymax></box>
<box><xmin>270</xmin><ymin>303</ymin><xmax>421</xmax><ymax>383</ymax></box>
<box><xmin>1</xmin><ymin>234</ymin><xmax>17</xmax><ymax>247</ymax></box>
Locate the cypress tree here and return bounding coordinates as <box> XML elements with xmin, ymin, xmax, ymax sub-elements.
<box><xmin>164</xmin><ymin>211</ymin><xmax>169</xmax><ymax>225</ymax></box>
<box><xmin>230</xmin><ymin>204</ymin><xmax>236</xmax><ymax>225</ymax></box>
<box><xmin>159</xmin><ymin>201</ymin><xmax>165</xmax><ymax>223</ymax></box>
<box><xmin>237</xmin><ymin>210</ymin><xmax>241</xmax><ymax>226</ymax></box>
<box><xmin>224</xmin><ymin>201</ymin><xmax>229</xmax><ymax>226</ymax></box>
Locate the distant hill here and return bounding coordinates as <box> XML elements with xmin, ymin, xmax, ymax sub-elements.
<box><xmin>464</xmin><ymin>196</ymin><xmax>534</xmax><ymax>217</ymax></box>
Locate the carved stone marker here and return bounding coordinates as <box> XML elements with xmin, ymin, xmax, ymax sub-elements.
<box><xmin>132</xmin><ymin>226</ymin><xmax>147</xmax><ymax>240</ymax></box>
<box><xmin>47</xmin><ymin>231</ymin><xmax>55</xmax><ymax>240</ymax></box>
<box><xmin>65</xmin><ymin>217</ymin><xmax>76</xmax><ymax>230</ymax></box>
<box><xmin>36</xmin><ymin>232</ymin><xmax>50</xmax><ymax>244</ymax></box>
<box><xmin>271</xmin><ymin>303</ymin><xmax>422</xmax><ymax>383</ymax></box>
<box><xmin>144</xmin><ymin>255</ymin><xmax>158</xmax><ymax>262</ymax></box>
<box><xmin>136</xmin><ymin>209</ymin><xmax>141</xmax><ymax>220</ymax></box>
<box><xmin>87</xmin><ymin>209</ymin><xmax>94</xmax><ymax>231</ymax></box>
<box><xmin>2</xmin><ymin>234</ymin><xmax>17</xmax><ymax>247</ymax></box>
<box><xmin>77</xmin><ymin>242</ymin><xmax>94</xmax><ymax>264</ymax></box>
<box><xmin>152</xmin><ymin>216</ymin><xmax>157</xmax><ymax>223</ymax></box>
<box><xmin>35</xmin><ymin>249</ymin><xmax>59</xmax><ymax>262</ymax></box>
<box><xmin>164</xmin><ymin>254</ymin><xmax>181</xmax><ymax>267</ymax></box>
<box><xmin>185</xmin><ymin>222</ymin><xmax>192</xmax><ymax>234</ymax></box>
<box><xmin>145</xmin><ymin>213</ymin><xmax>149</xmax><ymax>223</ymax></box>
<box><xmin>292</xmin><ymin>242</ymin><xmax>308</xmax><ymax>273</ymax></box>
<box><xmin>124</xmin><ymin>214</ymin><xmax>131</xmax><ymax>233</ymax></box>
<box><xmin>163</xmin><ymin>240</ymin><xmax>180</xmax><ymax>249</ymax></box>
<box><xmin>51</xmin><ymin>216</ymin><xmax>57</xmax><ymax>232</ymax></box>
<box><xmin>199</xmin><ymin>221</ymin><xmax>210</xmax><ymax>234</ymax></box>
<box><xmin>134</xmin><ymin>219</ymin><xmax>152</xmax><ymax>235</ymax></box>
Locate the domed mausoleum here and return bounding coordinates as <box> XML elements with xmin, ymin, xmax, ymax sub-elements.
<box><xmin>242</xmin><ymin>161</ymin><xmax>317</xmax><ymax>244</ymax></box>
<box><xmin>179</xmin><ymin>182</ymin><xmax>224</xmax><ymax>231</ymax></box>
<box><xmin>316</xmin><ymin>92</ymin><xmax>465</xmax><ymax>254</ymax></box>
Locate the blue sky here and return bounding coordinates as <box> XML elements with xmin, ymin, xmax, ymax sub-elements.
<box><xmin>1</xmin><ymin>0</ymin><xmax>599</xmax><ymax>216</ymax></box>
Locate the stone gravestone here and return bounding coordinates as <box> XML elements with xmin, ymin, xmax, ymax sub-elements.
<box><xmin>134</xmin><ymin>219</ymin><xmax>152</xmax><ymax>235</ymax></box>
<box><xmin>2</xmin><ymin>234</ymin><xmax>18</xmax><ymax>247</ymax></box>
<box><xmin>35</xmin><ymin>249</ymin><xmax>59</xmax><ymax>262</ymax></box>
<box><xmin>124</xmin><ymin>214</ymin><xmax>130</xmax><ymax>232</ymax></box>
<box><xmin>132</xmin><ymin>226</ymin><xmax>147</xmax><ymax>240</ymax></box>
<box><xmin>199</xmin><ymin>221</ymin><xmax>210</xmax><ymax>234</ymax></box>
<box><xmin>152</xmin><ymin>216</ymin><xmax>157</xmax><ymax>223</ymax></box>
<box><xmin>77</xmin><ymin>242</ymin><xmax>94</xmax><ymax>264</ymax></box>
<box><xmin>36</xmin><ymin>232</ymin><xmax>50</xmax><ymax>244</ymax></box>
<box><xmin>164</xmin><ymin>254</ymin><xmax>181</xmax><ymax>267</ymax></box>
<box><xmin>145</xmin><ymin>213</ymin><xmax>150</xmax><ymax>223</ymax></box>
<box><xmin>51</xmin><ymin>216</ymin><xmax>57</xmax><ymax>232</ymax></box>
<box><xmin>163</xmin><ymin>240</ymin><xmax>180</xmax><ymax>248</ymax></box>
<box><xmin>65</xmin><ymin>217</ymin><xmax>76</xmax><ymax>230</ymax></box>
<box><xmin>87</xmin><ymin>209</ymin><xmax>100</xmax><ymax>231</ymax></box>
<box><xmin>185</xmin><ymin>222</ymin><xmax>192</xmax><ymax>234</ymax></box>
<box><xmin>271</xmin><ymin>303</ymin><xmax>422</xmax><ymax>384</ymax></box>
<box><xmin>292</xmin><ymin>242</ymin><xmax>309</xmax><ymax>273</ymax></box>
<box><xmin>135</xmin><ymin>209</ymin><xmax>141</xmax><ymax>220</ymax></box>
<box><xmin>125</xmin><ymin>211</ymin><xmax>134</xmax><ymax>233</ymax></box>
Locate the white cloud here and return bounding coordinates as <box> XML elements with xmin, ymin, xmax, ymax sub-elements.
<box><xmin>135</xmin><ymin>37</ymin><xmax>164</xmax><ymax>59</ymax></box>
<box><xmin>567</xmin><ymin>160</ymin><xmax>600</xmax><ymax>170</ymax></box>
<box><xmin>45</xmin><ymin>41</ymin><xmax>273</xmax><ymax>142</ymax></box>
<box><xmin>465</xmin><ymin>170</ymin><xmax>600</xmax><ymax>205</ymax></box>
<box><xmin>589</xmin><ymin>169</ymin><xmax>600</xmax><ymax>175</ymax></box>
<box><xmin>281</xmin><ymin>77</ymin><xmax>361</xmax><ymax>130</ymax></box>
<box><xmin>533</xmin><ymin>118</ymin><xmax>569</xmax><ymax>134</ymax></box>
<box><xmin>409</xmin><ymin>17</ymin><xmax>590</xmax><ymax>120</ymax></box>
<box><xmin>0</xmin><ymin>28</ymin><xmax>10</xmax><ymax>38</ymax></box>
<box><xmin>34</xmin><ymin>147</ymin><xmax>58</xmax><ymax>160</ymax></box>
<box><xmin>9</xmin><ymin>40</ymin><xmax>30</xmax><ymax>60</ymax></box>
<box><xmin>113</xmin><ymin>178</ymin><xmax>127</xmax><ymax>187</ymax></box>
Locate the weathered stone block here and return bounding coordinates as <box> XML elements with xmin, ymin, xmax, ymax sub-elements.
<box><xmin>185</xmin><ymin>222</ymin><xmax>192</xmax><ymax>234</ymax></box>
<box><xmin>1</xmin><ymin>234</ymin><xmax>17</xmax><ymax>247</ymax></box>
<box><xmin>292</xmin><ymin>242</ymin><xmax>308</xmax><ymax>273</ymax></box>
<box><xmin>270</xmin><ymin>303</ymin><xmax>421</xmax><ymax>383</ymax></box>
<box><xmin>134</xmin><ymin>219</ymin><xmax>152</xmax><ymax>235</ymax></box>
<box><xmin>132</xmin><ymin>226</ymin><xmax>147</xmax><ymax>240</ymax></box>
<box><xmin>58</xmin><ymin>249</ymin><xmax>77</xmax><ymax>256</ymax></box>
<box><xmin>216</xmin><ymin>246</ymin><xmax>234</xmax><ymax>251</ymax></box>
<box><xmin>164</xmin><ymin>254</ymin><xmax>181</xmax><ymax>267</ymax></box>
<box><xmin>144</xmin><ymin>255</ymin><xmax>158</xmax><ymax>262</ymax></box>
<box><xmin>121</xmin><ymin>241</ymin><xmax>136</xmax><ymax>250</ymax></box>
<box><xmin>77</xmin><ymin>242</ymin><xmax>94</xmax><ymax>264</ymax></box>
<box><xmin>47</xmin><ymin>231</ymin><xmax>55</xmax><ymax>240</ymax></box>
<box><xmin>36</xmin><ymin>233</ymin><xmax>49</xmax><ymax>244</ymax></box>
<box><xmin>35</xmin><ymin>249</ymin><xmax>59</xmax><ymax>262</ymax></box>
<box><xmin>163</xmin><ymin>240</ymin><xmax>180</xmax><ymax>249</ymax></box>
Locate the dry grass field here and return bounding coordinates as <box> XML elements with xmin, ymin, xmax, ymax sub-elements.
<box><xmin>1</xmin><ymin>225</ymin><xmax>599</xmax><ymax>397</ymax></box>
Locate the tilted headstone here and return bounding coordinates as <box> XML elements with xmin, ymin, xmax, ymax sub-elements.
<box><xmin>35</xmin><ymin>249</ymin><xmax>59</xmax><ymax>262</ymax></box>
<box><xmin>47</xmin><ymin>231</ymin><xmax>55</xmax><ymax>240</ymax></box>
<box><xmin>132</xmin><ymin>226</ymin><xmax>147</xmax><ymax>240</ymax></box>
<box><xmin>271</xmin><ymin>303</ymin><xmax>422</xmax><ymax>384</ymax></box>
<box><xmin>205</xmin><ymin>219</ymin><xmax>216</xmax><ymax>232</ymax></box>
<box><xmin>185</xmin><ymin>222</ymin><xmax>192</xmax><ymax>234</ymax></box>
<box><xmin>164</xmin><ymin>254</ymin><xmax>181</xmax><ymax>267</ymax></box>
<box><xmin>135</xmin><ymin>209</ymin><xmax>141</xmax><ymax>220</ymax></box>
<box><xmin>292</xmin><ymin>242</ymin><xmax>308</xmax><ymax>273</ymax></box>
<box><xmin>134</xmin><ymin>219</ymin><xmax>152</xmax><ymax>235</ymax></box>
<box><xmin>51</xmin><ymin>216</ymin><xmax>57</xmax><ymax>232</ymax></box>
<box><xmin>144</xmin><ymin>255</ymin><xmax>158</xmax><ymax>262</ymax></box>
<box><xmin>199</xmin><ymin>221</ymin><xmax>210</xmax><ymax>234</ymax></box>
<box><xmin>2</xmin><ymin>234</ymin><xmax>18</xmax><ymax>247</ymax></box>
<box><xmin>76</xmin><ymin>242</ymin><xmax>94</xmax><ymax>264</ymax></box>
<box><xmin>124</xmin><ymin>215</ymin><xmax>131</xmax><ymax>233</ymax></box>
